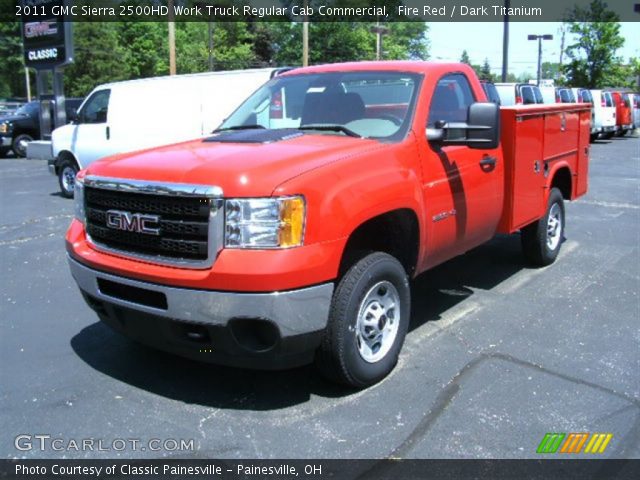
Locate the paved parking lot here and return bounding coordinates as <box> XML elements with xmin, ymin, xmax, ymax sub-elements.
<box><xmin>1</xmin><ymin>134</ymin><xmax>638</xmax><ymax>460</ymax></box>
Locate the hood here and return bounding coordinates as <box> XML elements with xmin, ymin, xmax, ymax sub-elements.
<box><xmin>86</xmin><ymin>133</ymin><xmax>388</xmax><ymax>197</ymax></box>
<box><xmin>0</xmin><ymin>114</ymin><xmax>27</xmax><ymax>124</ymax></box>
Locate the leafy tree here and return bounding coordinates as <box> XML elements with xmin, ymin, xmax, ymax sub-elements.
<box><xmin>562</xmin><ymin>0</ymin><xmax>626</xmax><ymax>88</ymax></box>
<box><xmin>541</xmin><ymin>62</ymin><xmax>561</xmax><ymax>81</ymax></box>
<box><xmin>383</xmin><ymin>23</ymin><xmax>429</xmax><ymax>60</ymax></box>
<box><xmin>63</xmin><ymin>23</ymin><xmax>133</xmax><ymax>97</ymax></box>
<box><xmin>460</xmin><ymin>50</ymin><xmax>471</xmax><ymax>65</ymax></box>
<box><xmin>0</xmin><ymin>18</ymin><xmax>26</xmax><ymax>98</ymax></box>
<box><xmin>117</xmin><ymin>23</ymin><xmax>168</xmax><ymax>78</ymax></box>
<box><xmin>480</xmin><ymin>58</ymin><xmax>492</xmax><ymax>81</ymax></box>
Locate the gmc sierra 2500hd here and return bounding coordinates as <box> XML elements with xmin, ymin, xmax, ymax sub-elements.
<box><xmin>66</xmin><ymin>62</ymin><xmax>590</xmax><ymax>388</ymax></box>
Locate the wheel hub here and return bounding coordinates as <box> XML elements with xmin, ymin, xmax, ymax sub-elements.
<box><xmin>546</xmin><ymin>203</ymin><xmax>562</xmax><ymax>250</ymax></box>
<box><xmin>355</xmin><ymin>281</ymin><xmax>400</xmax><ymax>363</ymax></box>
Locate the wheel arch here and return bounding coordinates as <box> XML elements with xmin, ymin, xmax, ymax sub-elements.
<box><xmin>55</xmin><ymin>150</ymin><xmax>80</xmax><ymax>175</ymax></box>
<box><xmin>339</xmin><ymin>208</ymin><xmax>421</xmax><ymax>277</ymax></box>
<box><xmin>549</xmin><ymin>164</ymin><xmax>572</xmax><ymax>200</ymax></box>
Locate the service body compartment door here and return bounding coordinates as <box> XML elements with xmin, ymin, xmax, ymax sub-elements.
<box><xmin>499</xmin><ymin>109</ymin><xmax>545</xmax><ymax>232</ymax></box>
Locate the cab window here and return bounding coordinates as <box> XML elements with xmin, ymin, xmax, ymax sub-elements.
<box><xmin>79</xmin><ymin>90</ymin><xmax>110</xmax><ymax>124</ymax></box>
<box><xmin>427</xmin><ymin>74</ymin><xmax>475</xmax><ymax>127</ymax></box>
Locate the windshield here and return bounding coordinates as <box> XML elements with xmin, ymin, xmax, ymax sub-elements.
<box><xmin>219</xmin><ymin>71</ymin><xmax>421</xmax><ymax>141</ymax></box>
<box><xmin>14</xmin><ymin>102</ymin><xmax>38</xmax><ymax>116</ymax></box>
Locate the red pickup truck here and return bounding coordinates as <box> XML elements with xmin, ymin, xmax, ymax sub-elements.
<box><xmin>66</xmin><ymin>62</ymin><xmax>590</xmax><ymax>388</ymax></box>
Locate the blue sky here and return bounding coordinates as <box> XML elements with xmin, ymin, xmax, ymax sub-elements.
<box><xmin>427</xmin><ymin>22</ymin><xmax>640</xmax><ymax>76</ymax></box>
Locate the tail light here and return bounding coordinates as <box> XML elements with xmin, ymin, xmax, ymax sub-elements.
<box><xmin>270</xmin><ymin>90</ymin><xmax>283</xmax><ymax>119</ymax></box>
<box><xmin>601</xmin><ymin>96</ymin><xmax>606</xmax><ymax>107</ymax></box>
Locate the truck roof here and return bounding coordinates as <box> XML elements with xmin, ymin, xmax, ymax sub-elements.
<box><xmin>280</xmin><ymin>61</ymin><xmax>471</xmax><ymax>76</ymax></box>
<box><xmin>93</xmin><ymin>67</ymin><xmax>280</xmax><ymax>90</ymax></box>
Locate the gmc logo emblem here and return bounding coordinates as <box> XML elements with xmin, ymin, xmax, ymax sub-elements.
<box><xmin>105</xmin><ymin>210</ymin><xmax>160</xmax><ymax>236</ymax></box>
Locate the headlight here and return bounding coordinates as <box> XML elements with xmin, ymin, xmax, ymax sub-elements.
<box><xmin>0</xmin><ymin>122</ymin><xmax>10</xmax><ymax>133</ymax></box>
<box><xmin>74</xmin><ymin>177</ymin><xmax>85</xmax><ymax>224</ymax></box>
<box><xmin>225</xmin><ymin>196</ymin><xmax>305</xmax><ymax>248</ymax></box>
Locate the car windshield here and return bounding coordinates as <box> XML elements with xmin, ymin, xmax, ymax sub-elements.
<box><xmin>219</xmin><ymin>71</ymin><xmax>421</xmax><ymax>141</ymax></box>
<box><xmin>14</xmin><ymin>102</ymin><xmax>38</xmax><ymax>116</ymax></box>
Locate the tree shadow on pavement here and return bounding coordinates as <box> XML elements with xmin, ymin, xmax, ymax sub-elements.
<box><xmin>71</xmin><ymin>234</ymin><xmax>532</xmax><ymax>409</ymax></box>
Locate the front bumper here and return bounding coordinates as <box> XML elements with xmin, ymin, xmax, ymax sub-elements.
<box><xmin>69</xmin><ymin>256</ymin><xmax>334</xmax><ymax>369</ymax></box>
<box><xmin>0</xmin><ymin>135</ymin><xmax>11</xmax><ymax>147</ymax></box>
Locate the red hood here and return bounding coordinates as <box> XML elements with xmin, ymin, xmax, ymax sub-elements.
<box><xmin>86</xmin><ymin>134</ymin><xmax>387</xmax><ymax>196</ymax></box>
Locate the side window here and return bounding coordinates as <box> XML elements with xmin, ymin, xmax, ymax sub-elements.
<box><xmin>78</xmin><ymin>90</ymin><xmax>110</xmax><ymax>124</ymax></box>
<box><xmin>428</xmin><ymin>73</ymin><xmax>475</xmax><ymax>127</ymax></box>
<box><xmin>533</xmin><ymin>87</ymin><xmax>543</xmax><ymax>104</ymax></box>
<box><xmin>521</xmin><ymin>86</ymin><xmax>535</xmax><ymax>105</ymax></box>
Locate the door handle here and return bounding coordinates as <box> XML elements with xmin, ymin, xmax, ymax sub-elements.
<box><xmin>106</xmin><ymin>126</ymin><xmax>110</xmax><ymax>140</ymax></box>
<box><xmin>480</xmin><ymin>156</ymin><xmax>496</xmax><ymax>167</ymax></box>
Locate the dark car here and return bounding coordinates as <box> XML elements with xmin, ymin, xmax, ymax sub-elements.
<box><xmin>0</xmin><ymin>99</ymin><xmax>83</xmax><ymax>157</ymax></box>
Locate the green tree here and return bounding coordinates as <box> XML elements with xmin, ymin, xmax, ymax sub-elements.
<box><xmin>63</xmin><ymin>23</ymin><xmax>133</xmax><ymax>97</ymax></box>
<box><xmin>0</xmin><ymin>18</ymin><xmax>25</xmax><ymax>98</ymax></box>
<box><xmin>480</xmin><ymin>58</ymin><xmax>492</xmax><ymax>81</ymax></box>
<box><xmin>562</xmin><ymin>0</ymin><xmax>626</xmax><ymax>88</ymax></box>
<box><xmin>460</xmin><ymin>50</ymin><xmax>471</xmax><ymax>65</ymax></box>
<box><xmin>117</xmin><ymin>23</ymin><xmax>168</xmax><ymax>78</ymax></box>
<box><xmin>541</xmin><ymin>62</ymin><xmax>561</xmax><ymax>81</ymax></box>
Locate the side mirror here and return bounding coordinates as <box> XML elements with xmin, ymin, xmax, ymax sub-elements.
<box><xmin>426</xmin><ymin>102</ymin><xmax>500</xmax><ymax>150</ymax></box>
<box><xmin>67</xmin><ymin>108</ymin><xmax>78</xmax><ymax>123</ymax></box>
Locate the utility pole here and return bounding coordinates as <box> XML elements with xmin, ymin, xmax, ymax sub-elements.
<box><xmin>528</xmin><ymin>34</ymin><xmax>553</xmax><ymax>86</ymax></box>
<box><xmin>558</xmin><ymin>25</ymin><xmax>566</xmax><ymax>82</ymax></box>
<box><xmin>302</xmin><ymin>0</ymin><xmax>309</xmax><ymax>67</ymax></box>
<box><xmin>370</xmin><ymin>21</ymin><xmax>389</xmax><ymax>61</ymax></box>
<box><xmin>168</xmin><ymin>0</ymin><xmax>176</xmax><ymax>75</ymax></box>
<box><xmin>208</xmin><ymin>22</ymin><xmax>214</xmax><ymax>71</ymax></box>
<box><xmin>501</xmin><ymin>0</ymin><xmax>509</xmax><ymax>82</ymax></box>
<box><xmin>24</xmin><ymin>67</ymin><xmax>31</xmax><ymax>102</ymax></box>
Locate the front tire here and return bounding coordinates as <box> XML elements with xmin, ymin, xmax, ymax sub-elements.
<box><xmin>521</xmin><ymin>188</ymin><xmax>565</xmax><ymax>266</ymax></box>
<box><xmin>12</xmin><ymin>133</ymin><xmax>33</xmax><ymax>158</ymax></box>
<box><xmin>316</xmin><ymin>252</ymin><xmax>410</xmax><ymax>388</ymax></box>
<box><xmin>58</xmin><ymin>158</ymin><xmax>78</xmax><ymax>198</ymax></box>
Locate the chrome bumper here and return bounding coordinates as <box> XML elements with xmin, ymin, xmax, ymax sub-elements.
<box><xmin>68</xmin><ymin>256</ymin><xmax>334</xmax><ymax>337</ymax></box>
<box><xmin>0</xmin><ymin>136</ymin><xmax>11</xmax><ymax>147</ymax></box>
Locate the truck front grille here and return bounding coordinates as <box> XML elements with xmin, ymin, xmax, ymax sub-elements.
<box><xmin>83</xmin><ymin>179</ymin><xmax>223</xmax><ymax>267</ymax></box>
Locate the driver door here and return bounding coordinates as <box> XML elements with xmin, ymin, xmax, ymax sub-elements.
<box><xmin>420</xmin><ymin>73</ymin><xmax>502</xmax><ymax>263</ymax></box>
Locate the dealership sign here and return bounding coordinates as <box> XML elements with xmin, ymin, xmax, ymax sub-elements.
<box><xmin>21</xmin><ymin>0</ymin><xmax>73</xmax><ymax>69</ymax></box>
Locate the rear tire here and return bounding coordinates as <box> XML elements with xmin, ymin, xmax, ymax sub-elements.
<box><xmin>316</xmin><ymin>252</ymin><xmax>410</xmax><ymax>388</ymax></box>
<box><xmin>58</xmin><ymin>158</ymin><xmax>78</xmax><ymax>198</ymax></box>
<box><xmin>589</xmin><ymin>133</ymin><xmax>598</xmax><ymax>143</ymax></box>
<box><xmin>521</xmin><ymin>188</ymin><xmax>565</xmax><ymax>267</ymax></box>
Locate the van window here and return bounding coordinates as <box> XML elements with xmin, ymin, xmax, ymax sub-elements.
<box><xmin>428</xmin><ymin>74</ymin><xmax>475</xmax><ymax>127</ymax></box>
<box><xmin>520</xmin><ymin>86</ymin><xmax>536</xmax><ymax>105</ymax></box>
<box><xmin>580</xmin><ymin>90</ymin><xmax>593</xmax><ymax>103</ymax></box>
<box><xmin>604</xmin><ymin>92</ymin><xmax>613</xmax><ymax>107</ymax></box>
<box><xmin>79</xmin><ymin>90</ymin><xmax>110</xmax><ymax>124</ymax></box>
<box><xmin>533</xmin><ymin>87</ymin><xmax>543</xmax><ymax>104</ymax></box>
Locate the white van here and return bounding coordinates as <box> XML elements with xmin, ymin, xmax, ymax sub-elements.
<box><xmin>49</xmin><ymin>68</ymin><xmax>289</xmax><ymax>197</ymax></box>
<box><xmin>590</xmin><ymin>89</ymin><xmax>616</xmax><ymax>141</ymax></box>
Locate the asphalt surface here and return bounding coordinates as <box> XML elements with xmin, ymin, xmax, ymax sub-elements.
<box><xmin>1</xmin><ymin>134</ymin><xmax>638</xmax><ymax>460</ymax></box>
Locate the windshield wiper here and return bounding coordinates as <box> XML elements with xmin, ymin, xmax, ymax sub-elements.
<box><xmin>213</xmin><ymin>124</ymin><xmax>266</xmax><ymax>133</ymax></box>
<box><xmin>298</xmin><ymin>124</ymin><xmax>361</xmax><ymax>138</ymax></box>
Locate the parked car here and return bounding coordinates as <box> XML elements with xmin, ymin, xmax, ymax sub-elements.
<box><xmin>590</xmin><ymin>90</ymin><xmax>616</xmax><ymax>140</ymax></box>
<box><xmin>0</xmin><ymin>99</ymin><xmax>82</xmax><ymax>157</ymax></box>
<box><xmin>495</xmin><ymin>82</ymin><xmax>544</xmax><ymax>105</ymax></box>
<box><xmin>66</xmin><ymin>61</ymin><xmax>590</xmax><ymax>388</ymax></box>
<box><xmin>609</xmin><ymin>91</ymin><xmax>633</xmax><ymax>136</ymax></box>
<box><xmin>480</xmin><ymin>80</ymin><xmax>501</xmax><ymax>105</ymax></box>
<box><xmin>49</xmin><ymin>68</ymin><xmax>290</xmax><ymax>197</ymax></box>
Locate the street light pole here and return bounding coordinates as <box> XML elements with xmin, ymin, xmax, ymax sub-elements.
<box><xmin>528</xmin><ymin>34</ymin><xmax>553</xmax><ymax>85</ymax></box>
